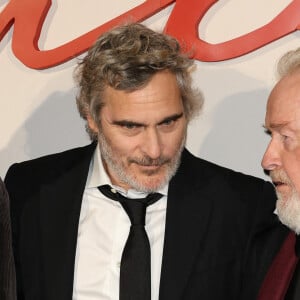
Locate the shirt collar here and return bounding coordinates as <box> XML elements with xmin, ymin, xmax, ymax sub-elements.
<box><xmin>86</xmin><ymin>143</ymin><xmax>112</xmax><ymax>188</ymax></box>
<box><xmin>86</xmin><ymin>143</ymin><xmax>169</xmax><ymax>197</ymax></box>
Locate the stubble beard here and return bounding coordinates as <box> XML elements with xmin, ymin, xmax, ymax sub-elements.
<box><xmin>98</xmin><ymin>131</ymin><xmax>186</xmax><ymax>193</ymax></box>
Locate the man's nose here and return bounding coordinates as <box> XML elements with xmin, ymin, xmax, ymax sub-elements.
<box><xmin>142</xmin><ymin>128</ymin><xmax>162</xmax><ymax>159</ymax></box>
<box><xmin>261</xmin><ymin>139</ymin><xmax>281</xmax><ymax>171</ymax></box>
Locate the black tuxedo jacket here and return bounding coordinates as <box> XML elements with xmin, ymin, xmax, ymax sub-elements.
<box><xmin>4</xmin><ymin>143</ymin><xmax>288</xmax><ymax>300</ymax></box>
<box><xmin>0</xmin><ymin>178</ymin><xmax>16</xmax><ymax>300</ymax></box>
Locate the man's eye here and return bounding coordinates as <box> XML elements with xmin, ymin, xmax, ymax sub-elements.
<box><xmin>282</xmin><ymin>134</ymin><xmax>290</xmax><ymax>141</ymax></box>
<box><xmin>162</xmin><ymin>119</ymin><xmax>175</xmax><ymax>126</ymax></box>
<box><xmin>264</xmin><ymin>129</ymin><xmax>272</xmax><ymax>136</ymax></box>
<box><xmin>164</xmin><ymin>120</ymin><xmax>173</xmax><ymax>125</ymax></box>
<box><xmin>123</xmin><ymin>124</ymin><xmax>136</xmax><ymax>129</ymax></box>
<box><xmin>118</xmin><ymin>122</ymin><xmax>141</xmax><ymax>130</ymax></box>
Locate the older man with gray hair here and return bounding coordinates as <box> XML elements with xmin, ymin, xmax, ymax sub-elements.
<box><xmin>258</xmin><ymin>48</ymin><xmax>300</xmax><ymax>300</ymax></box>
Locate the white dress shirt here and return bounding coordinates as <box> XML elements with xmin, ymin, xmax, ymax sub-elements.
<box><xmin>73</xmin><ymin>145</ymin><xmax>168</xmax><ymax>300</ymax></box>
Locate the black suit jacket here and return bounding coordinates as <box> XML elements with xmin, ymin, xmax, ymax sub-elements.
<box><xmin>4</xmin><ymin>143</ymin><xmax>288</xmax><ymax>300</ymax></box>
<box><xmin>0</xmin><ymin>177</ymin><xmax>17</xmax><ymax>300</ymax></box>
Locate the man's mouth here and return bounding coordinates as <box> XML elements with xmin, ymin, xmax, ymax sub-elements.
<box><xmin>273</xmin><ymin>181</ymin><xmax>285</xmax><ymax>187</ymax></box>
<box><xmin>129</xmin><ymin>156</ymin><xmax>169</xmax><ymax>167</ymax></box>
<box><xmin>272</xmin><ymin>180</ymin><xmax>290</xmax><ymax>194</ymax></box>
<box><xmin>270</xmin><ymin>170</ymin><xmax>293</xmax><ymax>195</ymax></box>
<box><xmin>139</xmin><ymin>164</ymin><xmax>161</xmax><ymax>168</ymax></box>
<box><xmin>138</xmin><ymin>163</ymin><xmax>164</xmax><ymax>173</ymax></box>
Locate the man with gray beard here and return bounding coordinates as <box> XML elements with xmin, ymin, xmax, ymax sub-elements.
<box><xmin>258</xmin><ymin>48</ymin><xmax>300</xmax><ymax>300</ymax></box>
<box><xmin>4</xmin><ymin>23</ymin><xmax>286</xmax><ymax>300</ymax></box>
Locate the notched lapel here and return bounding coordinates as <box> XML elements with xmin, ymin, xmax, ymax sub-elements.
<box><xmin>159</xmin><ymin>151</ymin><xmax>214</xmax><ymax>300</ymax></box>
<box><xmin>38</xmin><ymin>145</ymin><xmax>94</xmax><ymax>300</ymax></box>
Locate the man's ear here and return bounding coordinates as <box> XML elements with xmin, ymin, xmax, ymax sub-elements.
<box><xmin>86</xmin><ymin>114</ymin><xmax>99</xmax><ymax>134</ymax></box>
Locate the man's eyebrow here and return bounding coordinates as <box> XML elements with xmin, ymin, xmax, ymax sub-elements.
<box><xmin>111</xmin><ymin>113</ymin><xmax>184</xmax><ymax>127</ymax></box>
<box><xmin>262</xmin><ymin>125</ymin><xmax>271</xmax><ymax>135</ymax></box>
<box><xmin>262</xmin><ymin>122</ymin><xmax>291</xmax><ymax>135</ymax></box>
<box><xmin>157</xmin><ymin>113</ymin><xmax>184</xmax><ymax>125</ymax></box>
<box><xmin>112</xmin><ymin>120</ymin><xmax>144</xmax><ymax>127</ymax></box>
<box><xmin>264</xmin><ymin>122</ymin><xmax>289</xmax><ymax>131</ymax></box>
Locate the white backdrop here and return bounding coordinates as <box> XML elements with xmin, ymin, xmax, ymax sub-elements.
<box><xmin>0</xmin><ymin>0</ymin><xmax>298</xmax><ymax>180</ymax></box>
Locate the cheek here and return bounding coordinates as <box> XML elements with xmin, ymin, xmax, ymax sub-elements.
<box><xmin>164</xmin><ymin>128</ymin><xmax>186</xmax><ymax>153</ymax></box>
<box><xmin>291</xmin><ymin>174</ymin><xmax>300</xmax><ymax>197</ymax></box>
<box><xmin>109</xmin><ymin>136</ymin><xmax>138</xmax><ymax>157</ymax></box>
<box><xmin>160</xmin><ymin>141</ymin><xmax>181</xmax><ymax>160</ymax></box>
<box><xmin>282</xmin><ymin>151</ymin><xmax>300</xmax><ymax>191</ymax></box>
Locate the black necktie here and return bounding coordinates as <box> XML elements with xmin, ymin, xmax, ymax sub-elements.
<box><xmin>98</xmin><ymin>185</ymin><xmax>163</xmax><ymax>300</ymax></box>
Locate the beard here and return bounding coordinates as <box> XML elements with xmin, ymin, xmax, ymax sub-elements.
<box><xmin>98</xmin><ymin>131</ymin><xmax>186</xmax><ymax>193</ymax></box>
<box><xmin>271</xmin><ymin>169</ymin><xmax>300</xmax><ymax>234</ymax></box>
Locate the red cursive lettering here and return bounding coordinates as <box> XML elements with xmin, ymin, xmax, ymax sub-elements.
<box><xmin>165</xmin><ymin>0</ymin><xmax>300</xmax><ymax>61</ymax></box>
<box><xmin>0</xmin><ymin>0</ymin><xmax>174</xmax><ymax>69</ymax></box>
<box><xmin>1</xmin><ymin>0</ymin><xmax>300</xmax><ymax>68</ymax></box>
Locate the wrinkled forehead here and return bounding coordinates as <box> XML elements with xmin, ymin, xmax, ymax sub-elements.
<box><xmin>266</xmin><ymin>72</ymin><xmax>300</xmax><ymax>125</ymax></box>
<box><xmin>268</xmin><ymin>72</ymin><xmax>300</xmax><ymax>110</ymax></box>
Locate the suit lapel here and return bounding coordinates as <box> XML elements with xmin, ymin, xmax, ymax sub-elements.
<box><xmin>38</xmin><ymin>144</ymin><xmax>95</xmax><ymax>300</ymax></box>
<box><xmin>159</xmin><ymin>150</ymin><xmax>214</xmax><ymax>300</ymax></box>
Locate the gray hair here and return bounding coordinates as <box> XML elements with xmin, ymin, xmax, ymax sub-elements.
<box><xmin>277</xmin><ymin>47</ymin><xmax>300</xmax><ymax>79</ymax></box>
<box><xmin>74</xmin><ymin>23</ymin><xmax>203</xmax><ymax>140</ymax></box>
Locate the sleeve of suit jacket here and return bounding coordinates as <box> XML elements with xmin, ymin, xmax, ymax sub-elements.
<box><xmin>4</xmin><ymin>144</ymin><xmax>95</xmax><ymax>300</ymax></box>
<box><xmin>0</xmin><ymin>177</ymin><xmax>17</xmax><ymax>300</ymax></box>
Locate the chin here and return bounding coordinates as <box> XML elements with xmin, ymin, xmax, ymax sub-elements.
<box><xmin>136</xmin><ymin>178</ymin><xmax>166</xmax><ymax>192</ymax></box>
<box><xmin>276</xmin><ymin>190</ymin><xmax>300</xmax><ymax>234</ymax></box>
